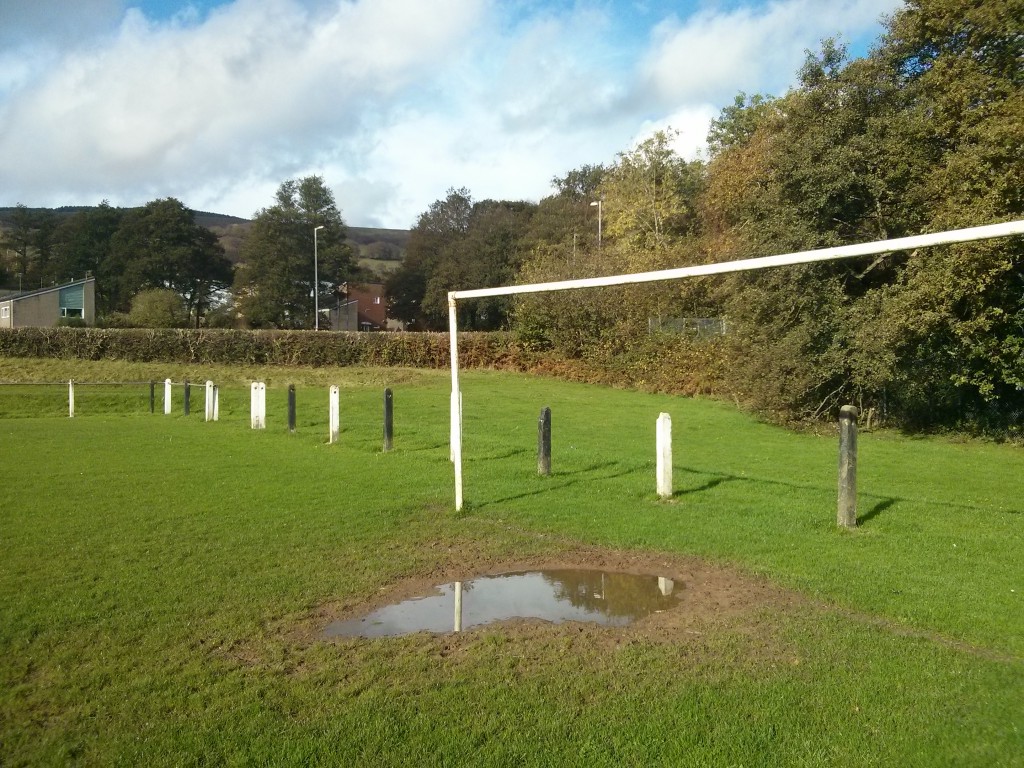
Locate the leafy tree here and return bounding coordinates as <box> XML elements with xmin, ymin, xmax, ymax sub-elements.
<box><xmin>51</xmin><ymin>202</ymin><xmax>125</xmax><ymax>312</ymax></box>
<box><xmin>387</xmin><ymin>188</ymin><xmax>537</xmax><ymax>330</ymax></box>
<box><xmin>106</xmin><ymin>198</ymin><xmax>233</xmax><ymax>326</ymax></box>
<box><xmin>237</xmin><ymin>176</ymin><xmax>352</xmax><ymax>328</ymax></box>
<box><xmin>513</xmin><ymin>142</ymin><xmax>705</xmax><ymax>355</ymax></box>
<box><xmin>128</xmin><ymin>288</ymin><xmax>189</xmax><ymax>328</ymax></box>
<box><xmin>386</xmin><ymin>188</ymin><xmax>472</xmax><ymax>329</ymax></box>
<box><xmin>1</xmin><ymin>205</ymin><xmax>58</xmax><ymax>290</ymax></box>
<box><xmin>551</xmin><ymin>164</ymin><xmax>605</xmax><ymax>202</ymax></box>
<box><xmin>695</xmin><ymin>1</ymin><xmax>1023</xmax><ymax>430</ymax></box>
<box><xmin>2</xmin><ymin>204</ymin><xmax>36</xmax><ymax>287</ymax></box>
<box><xmin>599</xmin><ymin>130</ymin><xmax>703</xmax><ymax>265</ymax></box>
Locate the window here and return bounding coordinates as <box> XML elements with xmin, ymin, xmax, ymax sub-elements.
<box><xmin>1</xmin><ymin>306</ymin><xmax>8</xmax><ymax>319</ymax></box>
<box><xmin>60</xmin><ymin>307</ymin><xmax>84</xmax><ymax>318</ymax></box>
<box><xmin>373</xmin><ymin>296</ymin><xmax>381</xmax><ymax>305</ymax></box>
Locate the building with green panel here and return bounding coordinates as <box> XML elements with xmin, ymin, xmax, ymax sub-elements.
<box><xmin>0</xmin><ymin>278</ymin><xmax>96</xmax><ymax>328</ymax></box>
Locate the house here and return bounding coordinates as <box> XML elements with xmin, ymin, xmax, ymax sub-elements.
<box><xmin>0</xmin><ymin>277</ymin><xmax>96</xmax><ymax>328</ymax></box>
<box><xmin>329</xmin><ymin>282</ymin><xmax>387</xmax><ymax>331</ymax></box>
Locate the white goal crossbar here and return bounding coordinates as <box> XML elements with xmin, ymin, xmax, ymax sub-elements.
<box><xmin>446</xmin><ymin>219</ymin><xmax>1024</xmax><ymax>510</ymax></box>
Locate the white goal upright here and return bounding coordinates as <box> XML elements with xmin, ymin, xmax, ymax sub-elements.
<box><xmin>447</xmin><ymin>220</ymin><xmax>1024</xmax><ymax>511</ymax></box>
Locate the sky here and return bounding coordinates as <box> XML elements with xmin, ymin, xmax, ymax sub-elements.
<box><xmin>0</xmin><ymin>0</ymin><xmax>903</xmax><ymax>228</ymax></box>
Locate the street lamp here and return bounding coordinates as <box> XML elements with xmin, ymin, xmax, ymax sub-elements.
<box><xmin>313</xmin><ymin>225</ymin><xmax>324</xmax><ymax>330</ymax></box>
<box><xmin>589</xmin><ymin>199</ymin><xmax>602</xmax><ymax>252</ymax></box>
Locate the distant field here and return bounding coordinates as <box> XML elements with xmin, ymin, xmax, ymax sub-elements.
<box><xmin>1</xmin><ymin>357</ymin><xmax>1021</xmax><ymax>765</ymax></box>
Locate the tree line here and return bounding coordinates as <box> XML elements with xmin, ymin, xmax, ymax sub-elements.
<box><xmin>386</xmin><ymin>0</ymin><xmax>1023</xmax><ymax>432</ymax></box>
<box><xmin>0</xmin><ymin>176</ymin><xmax>355</xmax><ymax>329</ymax></box>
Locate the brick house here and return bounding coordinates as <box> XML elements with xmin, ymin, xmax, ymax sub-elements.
<box><xmin>330</xmin><ymin>282</ymin><xmax>387</xmax><ymax>331</ymax></box>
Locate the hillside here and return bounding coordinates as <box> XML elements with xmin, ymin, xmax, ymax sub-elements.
<box><xmin>0</xmin><ymin>206</ymin><xmax>410</xmax><ymax>273</ymax></box>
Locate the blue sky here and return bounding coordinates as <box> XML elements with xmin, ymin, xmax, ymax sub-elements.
<box><xmin>0</xmin><ymin>0</ymin><xmax>902</xmax><ymax>227</ymax></box>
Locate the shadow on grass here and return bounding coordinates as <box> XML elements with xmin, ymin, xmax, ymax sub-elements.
<box><xmin>859</xmin><ymin>497</ymin><xmax>897</xmax><ymax>525</ymax></box>
<box><xmin>673</xmin><ymin>475</ymin><xmax>739</xmax><ymax>497</ymax></box>
<box><xmin>478</xmin><ymin>462</ymin><xmax>646</xmax><ymax>508</ymax></box>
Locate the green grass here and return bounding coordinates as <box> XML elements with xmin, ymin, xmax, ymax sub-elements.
<box><xmin>1</xmin><ymin>358</ymin><xmax>1022</xmax><ymax>766</ymax></box>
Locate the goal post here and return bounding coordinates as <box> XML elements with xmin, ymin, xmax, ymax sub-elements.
<box><xmin>446</xmin><ymin>219</ymin><xmax>1024</xmax><ymax>511</ymax></box>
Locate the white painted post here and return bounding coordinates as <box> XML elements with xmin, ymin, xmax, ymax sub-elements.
<box><xmin>204</xmin><ymin>381</ymin><xmax>214</xmax><ymax>422</ymax></box>
<box><xmin>250</xmin><ymin>382</ymin><xmax>266</xmax><ymax>429</ymax></box>
<box><xmin>454</xmin><ymin>580</ymin><xmax>463</xmax><ymax>632</ymax></box>
<box><xmin>658</xmin><ymin>576</ymin><xmax>674</xmax><ymax>596</ymax></box>
<box><xmin>164</xmin><ymin>379</ymin><xmax>172</xmax><ymax>415</ymax></box>
<box><xmin>657</xmin><ymin>412</ymin><xmax>673</xmax><ymax>499</ymax></box>
<box><xmin>449</xmin><ymin>293</ymin><xmax>464</xmax><ymax>511</ymax></box>
<box><xmin>449</xmin><ymin>392</ymin><xmax>462</xmax><ymax>462</ymax></box>
<box><xmin>213</xmin><ymin>385</ymin><xmax>219</xmax><ymax>422</ymax></box>
<box><xmin>68</xmin><ymin>379</ymin><xmax>75</xmax><ymax>418</ymax></box>
<box><xmin>329</xmin><ymin>385</ymin><xmax>340</xmax><ymax>443</ymax></box>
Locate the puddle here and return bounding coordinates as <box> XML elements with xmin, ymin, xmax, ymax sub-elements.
<box><xmin>324</xmin><ymin>569</ymin><xmax>681</xmax><ymax>638</ymax></box>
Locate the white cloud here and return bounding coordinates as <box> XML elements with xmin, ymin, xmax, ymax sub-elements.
<box><xmin>0</xmin><ymin>0</ymin><xmax>486</xmax><ymax>216</ymax></box>
<box><xmin>0</xmin><ymin>0</ymin><xmax>902</xmax><ymax>227</ymax></box>
<box><xmin>640</xmin><ymin>0</ymin><xmax>902</xmax><ymax>106</ymax></box>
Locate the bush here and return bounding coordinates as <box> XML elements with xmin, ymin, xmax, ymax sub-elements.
<box><xmin>0</xmin><ymin>327</ymin><xmax>726</xmax><ymax>398</ymax></box>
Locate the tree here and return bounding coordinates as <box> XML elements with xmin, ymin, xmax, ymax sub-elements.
<box><xmin>694</xmin><ymin>1</ymin><xmax>1023</xmax><ymax>430</ymax></box>
<box><xmin>237</xmin><ymin>176</ymin><xmax>352</xmax><ymax>328</ymax></box>
<box><xmin>599</xmin><ymin>130</ymin><xmax>703</xmax><ymax>265</ymax></box>
<box><xmin>2</xmin><ymin>205</ymin><xmax>36</xmax><ymax>287</ymax></box>
<box><xmin>513</xmin><ymin>143</ymin><xmax>706</xmax><ymax>355</ymax></box>
<box><xmin>106</xmin><ymin>198</ymin><xmax>233</xmax><ymax>326</ymax></box>
<box><xmin>51</xmin><ymin>202</ymin><xmax>124</xmax><ymax>312</ymax></box>
<box><xmin>386</xmin><ymin>188</ymin><xmax>473</xmax><ymax>329</ymax></box>
<box><xmin>386</xmin><ymin>189</ymin><xmax>538</xmax><ymax>330</ymax></box>
<box><xmin>128</xmin><ymin>288</ymin><xmax>189</xmax><ymax>328</ymax></box>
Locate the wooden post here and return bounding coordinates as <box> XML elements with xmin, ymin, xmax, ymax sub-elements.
<box><xmin>383</xmin><ymin>388</ymin><xmax>394</xmax><ymax>452</ymax></box>
<box><xmin>453</xmin><ymin>581</ymin><xmax>463</xmax><ymax>632</ymax></box>
<box><xmin>838</xmin><ymin>405</ymin><xmax>859</xmax><ymax>528</ymax></box>
<box><xmin>183</xmin><ymin>380</ymin><xmax>191</xmax><ymax>416</ymax></box>
<box><xmin>656</xmin><ymin>412</ymin><xmax>672</xmax><ymax>499</ymax></box>
<box><xmin>149</xmin><ymin>380</ymin><xmax>155</xmax><ymax>414</ymax></box>
<box><xmin>164</xmin><ymin>379</ymin><xmax>172</xmax><ymax>415</ymax></box>
<box><xmin>537</xmin><ymin>406</ymin><xmax>551</xmax><ymax>476</ymax></box>
<box><xmin>288</xmin><ymin>384</ymin><xmax>296</xmax><ymax>433</ymax></box>
<box><xmin>213</xmin><ymin>385</ymin><xmax>220</xmax><ymax>421</ymax></box>
<box><xmin>329</xmin><ymin>385</ymin><xmax>340</xmax><ymax>443</ymax></box>
<box><xmin>68</xmin><ymin>379</ymin><xmax>75</xmax><ymax>418</ymax></box>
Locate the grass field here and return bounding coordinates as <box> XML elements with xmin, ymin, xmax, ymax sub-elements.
<box><xmin>1</xmin><ymin>357</ymin><xmax>1022</xmax><ymax>766</ymax></box>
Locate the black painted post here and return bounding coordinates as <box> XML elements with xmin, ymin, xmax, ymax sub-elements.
<box><xmin>538</xmin><ymin>406</ymin><xmax>552</xmax><ymax>476</ymax></box>
<box><xmin>838</xmin><ymin>405</ymin><xmax>859</xmax><ymax>528</ymax></box>
<box><xmin>149</xmin><ymin>380</ymin><xmax>155</xmax><ymax>414</ymax></box>
<box><xmin>288</xmin><ymin>384</ymin><xmax>296</xmax><ymax>433</ymax></box>
<box><xmin>383</xmin><ymin>388</ymin><xmax>394</xmax><ymax>452</ymax></box>
<box><xmin>183</xmin><ymin>380</ymin><xmax>191</xmax><ymax>416</ymax></box>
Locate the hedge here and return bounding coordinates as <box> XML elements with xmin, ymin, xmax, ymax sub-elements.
<box><xmin>0</xmin><ymin>327</ymin><xmax>725</xmax><ymax>397</ymax></box>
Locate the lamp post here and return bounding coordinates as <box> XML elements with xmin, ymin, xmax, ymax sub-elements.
<box><xmin>590</xmin><ymin>199</ymin><xmax>602</xmax><ymax>252</ymax></box>
<box><xmin>314</xmin><ymin>225</ymin><xmax>324</xmax><ymax>330</ymax></box>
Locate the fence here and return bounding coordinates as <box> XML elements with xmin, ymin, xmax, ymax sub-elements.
<box><xmin>0</xmin><ymin>379</ymin><xmax>399</xmax><ymax>452</ymax></box>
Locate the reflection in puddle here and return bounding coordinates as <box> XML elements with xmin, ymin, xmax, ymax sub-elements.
<box><xmin>325</xmin><ymin>569</ymin><xmax>681</xmax><ymax>638</ymax></box>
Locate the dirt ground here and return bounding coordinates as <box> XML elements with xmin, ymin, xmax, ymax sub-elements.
<box><xmin>288</xmin><ymin>542</ymin><xmax>809</xmax><ymax>657</ymax></box>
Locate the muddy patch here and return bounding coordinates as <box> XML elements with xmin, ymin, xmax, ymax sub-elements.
<box><xmin>295</xmin><ymin>544</ymin><xmax>806</xmax><ymax>650</ymax></box>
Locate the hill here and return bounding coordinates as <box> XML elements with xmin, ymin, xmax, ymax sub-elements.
<box><xmin>0</xmin><ymin>206</ymin><xmax>410</xmax><ymax>274</ymax></box>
